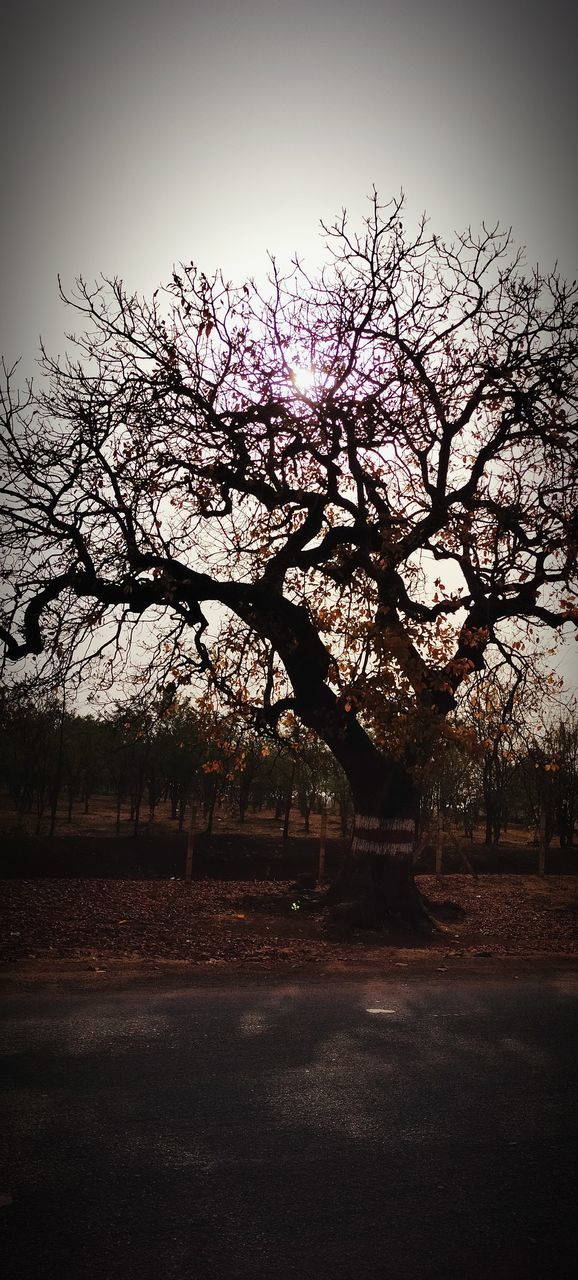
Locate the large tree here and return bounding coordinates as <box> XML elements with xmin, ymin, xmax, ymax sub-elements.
<box><xmin>1</xmin><ymin>195</ymin><xmax>577</xmax><ymax>927</ymax></box>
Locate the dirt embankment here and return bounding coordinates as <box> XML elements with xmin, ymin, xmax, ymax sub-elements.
<box><xmin>2</xmin><ymin>875</ymin><xmax>577</xmax><ymax>977</ymax></box>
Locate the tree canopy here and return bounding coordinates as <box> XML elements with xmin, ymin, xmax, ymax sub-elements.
<box><xmin>1</xmin><ymin>194</ymin><xmax>577</xmax><ymax>827</ymax></box>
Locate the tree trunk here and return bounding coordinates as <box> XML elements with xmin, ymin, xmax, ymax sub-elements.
<box><xmin>48</xmin><ymin>786</ymin><xmax>60</xmax><ymax>839</ymax></box>
<box><xmin>284</xmin><ymin>677</ymin><xmax>437</xmax><ymax>932</ymax></box>
<box><xmin>133</xmin><ymin>785</ymin><xmax>143</xmax><ymax>837</ymax></box>
<box><xmin>324</xmin><ymin>765</ymin><xmax>434</xmax><ymax>933</ymax></box>
<box><xmin>238</xmin><ymin>780</ymin><xmax>249</xmax><ymax>824</ymax></box>
<box><xmin>282</xmin><ymin>765</ymin><xmax>296</xmax><ymax>842</ymax></box>
<box><xmin>206</xmin><ymin>784</ymin><xmax>219</xmax><ymax>840</ymax></box>
<box><xmin>299</xmin><ymin>790</ymin><xmax>311</xmax><ymax>833</ymax></box>
<box><xmin>282</xmin><ymin>791</ymin><xmax>292</xmax><ymax>842</ymax></box>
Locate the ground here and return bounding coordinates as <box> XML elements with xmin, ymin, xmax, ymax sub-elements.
<box><xmin>1</xmin><ymin>801</ymin><xmax>577</xmax><ymax>976</ymax></box>
<box><xmin>2</xmin><ymin>875</ymin><xmax>577</xmax><ymax>977</ymax></box>
<box><xmin>3</xmin><ymin>803</ymin><xmax>577</xmax><ymax>1280</ymax></box>
<box><xmin>3</xmin><ymin>973</ymin><xmax>578</xmax><ymax>1279</ymax></box>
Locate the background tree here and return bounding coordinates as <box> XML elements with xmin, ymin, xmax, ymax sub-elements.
<box><xmin>61</xmin><ymin>711</ymin><xmax>112</xmax><ymax>823</ymax></box>
<box><xmin>548</xmin><ymin>715</ymin><xmax>578</xmax><ymax>848</ymax></box>
<box><xmin>463</xmin><ymin>667</ymin><xmax>534</xmax><ymax>845</ymax></box>
<box><xmin>416</xmin><ymin>734</ymin><xmax>483</xmax><ymax>846</ymax></box>
<box><xmin>1</xmin><ymin>195</ymin><xmax>577</xmax><ymax>927</ymax></box>
<box><xmin>0</xmin><ymin>682</ymin><xmax>61</xmax><ymax>833</ymax></box>
<box><xmin>521</xmin><ymin>712</ymin><xmax>578</xmax><ymax>852</ymax></box>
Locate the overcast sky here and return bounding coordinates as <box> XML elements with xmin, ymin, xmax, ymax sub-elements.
<box><xmin>2</xmin><ymin>0</ymin><xmax>577</xmax><ymax>365</ymax></box>
<box><xmin>1</xmin><ymin>0</ymin><xmax>577</xmax><ymax>688</ymax></box>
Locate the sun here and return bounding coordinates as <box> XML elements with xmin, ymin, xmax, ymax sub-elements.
<box><xmin>289</xmin><ymin>365</ymin><xmax>317</xmax><ymax>395</ymax></box>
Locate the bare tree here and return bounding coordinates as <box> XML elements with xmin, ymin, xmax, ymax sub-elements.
<box><xmin>1</xmin><ymin>194</ymin><xmax>577</xmax><ymax>928</ymax></box>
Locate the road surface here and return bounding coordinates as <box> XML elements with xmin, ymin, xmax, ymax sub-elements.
<box><xmin>1</xmin><ymin>970</ymin><xmax>577</xmax><ymax>1278</ymax></box>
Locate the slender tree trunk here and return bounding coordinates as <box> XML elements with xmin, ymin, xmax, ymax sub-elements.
<box><xmin>35</xmin><ymin>792</ymin><xmax>44</xmax><ymax>837</ymax></box>
<box><xmin>297</xmin><ymin>788</ymin><xmax>312</xmax><ymax>829</ymax></box>
<box><xmin>147</xmin><ymin>779</ymin><xmax>158</xmax><ymax>824</ymax></box>
<box><xmin>238</xmin><ymin>780</ymin><xmax>249</xmax><ymax>824</ymax></box>
<box><xmin>48</xmin><ymin>786</ymin><xmax>60</xmax><ymax>839</ymax></box>
<box><xmin>48</xmin><ymin>696</ymin><xmax>67</xmax><ymax>839</ymax></box>
<box><xmin>133</xmin><ymin>784</ymin><xmax>143</xmax><ymax>837</ymax></box>
<box><xmin>206</xmin><ymin>784</ymin><xmax>219</xmax><ymax>840</ymax></box>
<box><xmin>282</xmin><ymin>767</ymin><xmax>295</xmax><ymax>843</ymax></box>
<box><xmin>299</xmin><ymin>790</ymin><xmax>311</xmax><ymax>832</ymax></box>
<box><xmin>282</xmin><ymin>793</ymin><xmax>292</xmax><ymax>841</ymax></box>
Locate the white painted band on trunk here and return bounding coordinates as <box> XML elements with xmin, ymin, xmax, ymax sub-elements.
<box><xmin>351</xmin><ymin>837</ymin><xmax>413</xmax><ymax>857</ymax></box>
<box><xmin>354</xmin><ymin>816</ymin><xmax>414</xmax><ymax>832</ymax></box>
<box><xmin>352</xmin><ymin>815</ymin><xmax>414</xmax><ymax>858</ymax></box>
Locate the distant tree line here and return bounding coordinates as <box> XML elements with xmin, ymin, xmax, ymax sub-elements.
<box><xmin>0</xmin><ymin>684</ymin><xmax>351</xmax><ymax>840</ymax></box>
<box><xmin>0</xmin><ymin>682</ymin><xmax>576</xmax><ymax>849</ymax></box>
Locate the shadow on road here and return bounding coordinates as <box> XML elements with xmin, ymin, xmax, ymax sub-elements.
<box><xmin>1</xmin><ymin>974</ymin><xmax>577</xmax><ymax>1279</ymax></box>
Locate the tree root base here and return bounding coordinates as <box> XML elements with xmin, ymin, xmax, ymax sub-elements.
<box><xmin>321</xmin><ymin>853</ymin><xmax>441</xmax><ymax>938</ymax></box>
<box><xmin>322</xmin><ymin>898</ymin><xmax>439</xmax><ymax>940</ymax></box>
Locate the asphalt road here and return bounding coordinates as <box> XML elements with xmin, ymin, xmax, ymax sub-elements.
<box><xmin>1</xmin><ymin>971</ymin><xmax>577</xmax><ymax>1280</ymax></box>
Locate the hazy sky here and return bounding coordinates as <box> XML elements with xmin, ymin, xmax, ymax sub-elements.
<box><xmin>2</xmin><ymin>0</ymin><xmax>577</xmax><ymax>366</ymax></box>
<box><xmin>1</xmin><ymin>0</ymin><xmax>576</xmax><ymax>690</ymax></box>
